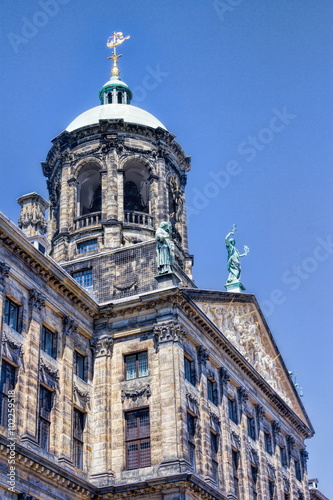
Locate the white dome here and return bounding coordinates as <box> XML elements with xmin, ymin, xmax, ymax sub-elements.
<box><xmin>66</xmin><ymin>104</ymin><xmax>166</xmax><ymax>132</ymax></box>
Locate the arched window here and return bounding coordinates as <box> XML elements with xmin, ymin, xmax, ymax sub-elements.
<box><xmin>117</xmin><ymin>92</ymin><xmax>122</xmax><ymax>103</ymax></box>
<box><xmin>123</xmin><ymin>161</ymin><xmax>150</xmax><ymax>214</ymax></box>
<box><xmin>77</xmin><ymin>163</ymin><xmax>101</xmax><ymax>215</ymax></box>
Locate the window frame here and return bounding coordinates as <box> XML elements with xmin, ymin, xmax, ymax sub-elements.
<box><xmin>74</xmin><ymin>351</ymin><xmax>88</xmax><ymax>382</ymax></box>
<box><xmin>38</xmin><ymin>385</ymin><xmax>53</xmax><ymax>451</ymax></box>
<box><xmin>280</xmin><ymin>445</ymin><xmax>288</xmax><ymax>468</ymax></box>
<box><xmin>73</xmin><ymin>408</ymin><xmax>86</xmax><ymax>469</ymax></box>
<box><xmin>41</xmin><ymin>325</ymin><xmax>57</xmax><ymax>359</ymax></box>
<box><xmin>187</xmin><ymin>412</ymin><xmax>197</xmax><ymax>470</ymax></box>
<box><xmin>228</xmin><ymin>397</ymin><xmax>239</xmax><ymax>424</ymax></box>
<box><xmin>264</xmin><ymin>430</ymin><xmax>273</xmax><ymax>454</ymax></box>
<box><xmin>207</xmin><ymin>376</ymin><xmax>218</xmax><ymax>406</ymax></box>
<box><xmin>294</xmin><ymin>459</ymin><xmax>302</xmax><ymax>482</ymax></box>
<box><xmin>0</xmin><ymin>360</ymin><xmax>16</xmax><ymax>428</ymax></box>
<box><xmin>125</xmin><ymin>407</ymin><xmax>151</xmax><ymax>470</ymax></box>
<box><xmin>184</xmin><ymin>354</ymin><xmax>196</xmax><ymax>385</ymax></box>
<box><xmin>268</xmin><ymin>480</ymin><xmax>275</xmax><ymax>500</ymax></box>
<box><xmin>124</xmin><ymin>351</ymin><xmax>148</xmax><ymax>380</ymax></box>
<box><xmin>247</xmin><ymin>415</ymin><xmax>256</xmax><ymax>440</ymax></box>
<box><xmin>232</xmin><ymin>448</ymin><xmax>240</xmax><ymax>497</ymax></box>
<box><xmin>77</xmin><ymin>238</ymin><xmax>98</xmax><ymax>254</ymax></box>
<box><xmin>4</xmin><ymin>297</ymin><xmax>21</xmax><ymax>333</ymax></box>
<box><xmin>72</xmin><ymin>269</ymin><xmax>93</xmax><ymax>293</ymax></box>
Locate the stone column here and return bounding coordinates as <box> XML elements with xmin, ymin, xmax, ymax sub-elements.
<box><xmin>100</xmin><ymin>170</ymin><xmax>108</xmax><ymax>223</ymax></box>
<box><xmin>154</xmin><ymin>156</ymin><xmax>167</xmax><ymax>226</ymax></box>
<box><xmin>197</xmin><ymin>346</ymin><xmax>211</xmax><ymax>482</ymax></box>
<box><xmin>59</xmin><ymin>163</ymin><xmax>71</xmax><ymax>234</ymax></box>
<box><xmin>237</xmin><ymin>386</ymin><xmax>249</xmax><ymax>499</ymax></box>
<box><xmin>255</xmin><ymin>404</ymin><xmax>267</xmax><ymax>500</ymax></box>
<box><xmin>106</xmin><ymin>151</ymin><xmax>119</xmax><ymax>221</ymax></box>
<box><xmin>57</xmin><ymin>316</ymin><xmax>77</xmax><ymax>465</ymax></box>
<box><xmin>21</xmin><ymin>290</ymin><xmax>45</xmax><ymax>446</ymax></box>
<box><xmin>154</xmin><ymin>322</ymin><xmax>186</xmax><ymax>475</ymax></box>
<box><xmin>90</xmin><ymin>334</ymin><xmax>115</xmax><ymax>487</ymax></box>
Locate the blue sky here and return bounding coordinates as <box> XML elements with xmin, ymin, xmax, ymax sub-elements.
<box><xmin>1</xmin><ymin>0</ymin><xmax>332</xmax><ymax>494</ymax></box>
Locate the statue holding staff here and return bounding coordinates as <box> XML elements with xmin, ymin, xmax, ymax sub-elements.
<box><xmin>155</xmin><ymin>215</ymin><xmax>175</xmax><ymax>274</ymax></box>
<box><xmin>225</xmin><ymin>224</ymin><xmax>249</xmax><ymax>290</ymax></box>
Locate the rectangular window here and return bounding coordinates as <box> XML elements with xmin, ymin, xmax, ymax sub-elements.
<box><xmin>294</xmin><ymin>459</ymin><xmax>302</xmax><ymax>481</ymax></box>
<box><xmin>187</xmin><ymin>413</ymin><xmax>196</xmax><ymax>470</ymax></box>
<box><xmin>74</xmin><ymin>351</ymin><xmax>87</xmax><ymax>382</ymax></box>
<box><xmin>207</xmin><ymin>377</ymin><xmax>218</xmax><ymax>405</ymax></box>
<box><xmin>264</xmin><ymin>430</ymin><xmax>273</xmax><ymax>454</ymax></box>
<box><xmin>38</xmin><ymin>386</ymin><xmax>53</xmax><ymax>450</ymax></box>
<box><xmin>124</xmin><ymin>351</ymin><xmax>148</xmax><ymax>380</ymax></box>
<box><xmin>251</xmin><ymin>466</ymin><xmax>258</xmax><ymax>500</ymax></box>
<box><xmin>72</xmin><ymin>269</ymin><xmax>93</xmax><ymax>293</ymax></box>
<box><xmin>125</xmin><ymin>408</ymin><xmax>151</xmax><ymax>470</ymax></box>
<box><xmin>268</xmin><ymin>481</ymin><xmax>275</xmax><ymax>500</ymax></box>
<box><xmin>41</xmin><ymin>326</ymin><xmax>57</xmax><ymax>359</ymax></box>
<box><xmin>280</xmin><ymin>446</ymin><xmax>288</xmax><ymax>467</ymax></box>
<box><xmin>212</xmin><ymin>459</ymin><xmax>219</xmax><ymax>485</ymax></box>
<box><xmin>0</xmin><ymin>360</ymin><xmax>16</xmax><ymax>428</ymax></box>
<box><xmin>228</xmin><ymin>397</ymin><xmax>238</xmax><ymax>424</ymax></box>
<box><xmin>232</xmin><ymin>449</ymin><xmax>239</xmax><ymax>497</ymax></box>
<box><xmin>73</xmin><ymin>409</ymin><xmax>85</xmax><ymax>469</ymax></box>
<box><xmin>247</xmin><ymin>415</ymin><xmax>256</xmax><ymax>440</ymax></box>
<box><xmin>38</xmin><ymin>243</ymin><xmax>46</xmax><ymax>254</ymax></box>
<box><xmin>77</xmin><ymin>239</ymin><xmax>98</xmax><ymax>254</ymax></box>
<box><xmin>4</xmin><ymin>297</ymin><xmax>21</xmax><ymax>332</ymax></box>
<box><xmin>184</xmin><ymin>355</ymin><xmax>196</xmax><ymax>385</ymax></box>
<box><xmin>284</xmin><ymin>494</ymin><xmax>290</xmax><ymax>500</ymax></box>
<box><xmin>210</xmin><ymin>431</ymin><xmax>219</xmax><ymax>456</ymax></box>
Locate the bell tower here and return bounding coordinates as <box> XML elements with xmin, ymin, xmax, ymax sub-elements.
<box><xmin>42</xmin><ymin>34</ymin><xmax>193</xmax><ymax>301</ymax></box>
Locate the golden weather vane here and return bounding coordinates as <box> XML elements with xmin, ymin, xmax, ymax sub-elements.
<box><xmin>106</xmin><ymin>32</ymin><xmax>130</xmax><ymax>77</ymax></box>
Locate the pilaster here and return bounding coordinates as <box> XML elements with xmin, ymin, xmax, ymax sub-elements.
<box><xmin>59</xmin><ymin>163</ymin><xmax>71</xmax><ymax>234</ymax></box>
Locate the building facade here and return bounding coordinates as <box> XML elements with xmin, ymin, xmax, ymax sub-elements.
<box><xmin>0</xmin><ymin>40</ymin><xmax>318</xmax><ymax>500</ymax></box>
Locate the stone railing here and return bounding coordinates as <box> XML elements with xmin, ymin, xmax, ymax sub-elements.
<box><xmin>74</xmin><ymin>212</ymin><xmax>102</xmax><ymax>230</ymax></box>
<box><xmin>124</xmin><ymin>211</ymin><xmax>154</xmax><ymax>227</ymax></box>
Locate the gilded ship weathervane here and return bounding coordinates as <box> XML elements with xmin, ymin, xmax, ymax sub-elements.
<box><xmin>106</xmin><ymin>32</ymin><xmax>130</xmax><ymax>77</ymax></box>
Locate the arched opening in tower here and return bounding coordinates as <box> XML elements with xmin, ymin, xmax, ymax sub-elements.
<box><xmin>77</xmin><ymin>163</ymin><xmax>102</xmax><ymax>216</ymax></box>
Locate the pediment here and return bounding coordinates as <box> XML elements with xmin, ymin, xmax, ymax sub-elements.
<box><xmin>189</xmin><ymin>290</ymin><xmax>310</xmax><ymax>426</ymax></box>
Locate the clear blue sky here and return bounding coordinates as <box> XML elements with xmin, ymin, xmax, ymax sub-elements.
<box><xmin>1</xmin><ymin>0</ymin><xmax>332</xmax><ymax>494</ymax></box>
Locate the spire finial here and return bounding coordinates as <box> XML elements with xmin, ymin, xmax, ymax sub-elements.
<box><xmin>106</xmin><ymin>32</ymin><xmax>130</xmax><ymax>78</ymax></box>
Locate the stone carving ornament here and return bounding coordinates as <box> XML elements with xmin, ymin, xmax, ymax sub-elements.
<box><xmin>93</xmin><ymin>336</ymin><xmax>114</xmax><ymax>358</ymax></box>
<box><xmin>121</xmin><ymin>385</ymin><xmax>151</xmax><ymax>402</ymax></box>
<box><xmin>0</xmin><ymin>261</ymin><xmax>10</xmax><ymax>286</ymax></box>
<box><xmin>153</xmin><ymin>321</ymin><xmax>185</xmax><ymax>351</ymax></box>
<box><xmin>28</xmin><ymin>289</ymin><xmax>45</xmax><ymax>311</ymax></box>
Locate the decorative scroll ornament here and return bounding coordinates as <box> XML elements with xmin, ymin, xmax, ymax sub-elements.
<box><xmin>231</xmin><ymin>430</ymin><xmax>241</xmax><ymax>449</ymax></box>
<box><xmin>121</xmin><ymin>384</ymin><xmax>151</xmax><ymax>403</ymax></box>
<box><xmin>73</xmin><ymin>384</ymin><xmax>90</xmax><ymax>409</ymax></box>
<box><xmin>266</xmin><ymin>458</ymin><xmax>276</xmax><ymax>478</ymax></box>
<box><xmin>256</xmin><ymin>404</ymin><xmax>265</xmax><ymax>423</ymax></box>
<box><xmin>197</xmin><ymin>345</ymin><xmax>209</xmax><ymax>367</ymax></box>
<box><xmin>237</xmin><ymin>386</ymin><xmax>248</xmax><ymax>413</ymax></box>
<box><xmin>2</xmin><ymin>333</ymin><xmax>24</xmax><ymax>366</ymax></box>
<box><xmin>247</xmin><ymin>443</ymin><xmax>259</xmax><ymax>467</ymax></box>
<box><xmin>92</xmin><ymin>335</ymin><xmax>114</xmax><ymax>358</ymax></box>
<box><xmin>153</xmin><ymin>321</ymin><xmax>185</xmax><ymax>352</ymax></box>
<box><xmin>209</xmin><ymin>409</ymin><xmax>221</xmax><ymax>426</ymax></box>
<box><xmin>287</xmin><ymin>435</ymin><xmax>295</xmax><ymax>459</ymax></box>
<box><xmin>28</xmin><ymin>289</ymin><xmax>45</xmax><ymax>311</ymax></box>
<box><xmin>283</xmin><ymin>475</ymin><xmax>290</xmax><ymax>492</ymax></box>
<box><xmin>186</xmin><ymin>392</ymin><xmax>200</xmax><ymax>416</ymax></box>
<box><xmin>0</xmin><ymin>261</ymin><xmax>10</xmax><ymax>286</ymax></box>
<box><xmin>219</xmin><ymin>367</ymin><xmax>230</xmax><ymax>385</ymax></box>
<box><xmin>39</xmin><ymin>358</ymin><xmax>59</xmax><ymax>390</ymax></box>
<box><xmin>63</xmin><ymin>316</ymin><xmax>78</xmax><ymax>337</ymax></box>
<box><xmin>300</xmin><ymin>449</ymin><xmax>309</xmax><ymax>470</ymax></box>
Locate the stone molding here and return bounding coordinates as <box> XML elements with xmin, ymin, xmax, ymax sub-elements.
<box><xmin>28</xmin><ymin>289</ymin><xmax>45</xmax><ymax>311</ymax></box>
<box><xmin>247</xmin><ymin>442</ymin><xmax>259</xmax><ymax>466</ymax></box>
<box><xmin>255</xmin><ymin>404</ymin><xmax>265</xmax><ymax>425</ymax></box>
<box><xmin>283</xmin><ymin>475</ymin><xmax>290</xmax><ymax>492</ymax></box>
<box><xmin>121</xmin><ymin>384</ymin><xmax>151</xmax><ymax>403</ymax></box>
<box><xmin>197</xmin><ymin>345</ymin><xmax>209</xmax><ymax>366</ymax></box>
<box><xmin>300</xmin><ymin>448</ymin><xmax>309</xmax><ymax>470</ymax></box>
<box><xmin>209</xmin><ymin>409</ymin><xmax>221</xmax><ymax>427</ymax></box>
<box><xmin>237</xmin><ymin>386</ymin><xmax>248</xmax><ymax>414</ymax></box>
<box><xmin>266</xmin><ymin>457</ymin><xmax>276</xmax><ymax>478</ymax></box>
<box><xmin>231</xmin><ymin>430</ymin><xmax>241</xmax><ymax>450</ymax></box>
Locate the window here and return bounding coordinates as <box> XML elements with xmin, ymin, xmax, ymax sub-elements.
<box><xmin>124</xmin><ymin>351</ymin><xmax>148</xmax><ymax>380</ymax></box>
<box><xmin>73</xmin><ymin>409</ymin><xmax>85</xmax><ymax>469</ymax></box>
<box><xmin>77</xmin><ymin>239</ymin><xmax>98</xmax><ymax>254</ymax></box>
<box><xmin>251</xmin><ymin>466</ymin><xmax>258</xmax><ymax>500</ymax></box>
<box><xmin>228</xmin><ymin>397</ymin><xmax>238</xmax><ymax>424</ymax></box>
<box><xmin>284</xmin><ymin>494</ymin><xmax>290</xmax><ymax>500</ymax></box>
<box><xmin>38</xmin><ymin>386</ymin><xmax>53</xmax><ymax>450</ymax></box>
<box><xmin>247</xmin><ymin>415</ymin><xmax>256</xmax><ymax>440</ymax></box>
<box><xmin>41</xmin><ymin>326</ymin><xmax>57</xmax><ymax>359</ymax></box>
<box><xmin>187</xmin><ymin>413</ymin><xmax>196</xmax><ymax>470</ymax></box>
<box><xmin>184</xmin><ymin>355</ymin><xmax>196</xmax><ymax>385</ymax></box>
<box><xmin>232</xmin><ymin>449</ymin><xmax>239</xmax><ymax>497</ymax></box>
<box><xmin>264</xmin><ymin>430</ymin><xmax>273</xmax><ymax>454</ymax></box>
<box><xmin>72</xmin><ymin>269</ymin><xmax>93</xmax><ymax>294</ymax></box>
<box><xmin>210</xmin><ymin>431</ymin><xmax>219</xmax><ymax>484</ymax></box>
<box><xmin>268</xmin><ymin>481</ymin><xmax>275</xmax><ymax>500</ymax></box>
<box><xmin>125</xmin><ymin>408</ymin><xmax>151</xmax><ymax>469</ymax></box>
<box><xmin>212</xmin><ymin>459</ymin><xmax>219</xmax><ymax>485</ymax></box>
<box><xmin>74</xmin><ymin>351</ymin><xmax>87</xmax><ymax>382</ymax></box>
<box><xmin>280</xmin><ymin>446</ymin><xmax>288</xmax><ymax>467</ymax></box>
<box><xmin>207</xmin><ymin>377</ymin><xmax>218</xmax><ymax>405</ymax></box>
<box><xmin>294</xmin><ymin>459</ymin><xmax>302</xmax><ymax>481</ymax></box>
<box><xmin>0</xmin><ymin>360</ymin><xmax>16</xmax><ymax>428</ymax></box>
<box><xmin>4</xmin><ymin>297</ymin><xmax>21</xmax><ymax>332</ymax></box>
<box><xmin>38</xmin><ymin>243</ymin><xmax>46</xmax><ymax>254</ymax></box>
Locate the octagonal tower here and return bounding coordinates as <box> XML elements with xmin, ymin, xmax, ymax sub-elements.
<box><xmin>41</xmin><ymin>43</ymin><xmax>194</xmax><ymax>301</ymax></box>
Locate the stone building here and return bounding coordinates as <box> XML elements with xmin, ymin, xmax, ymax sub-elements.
<box><xmin>0</xmin><ymin>38</ymin><xmax>321</xmax><ymax>500</ymax></box>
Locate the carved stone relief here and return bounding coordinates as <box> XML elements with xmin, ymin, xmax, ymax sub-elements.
<box><xmin>153</xmin><ymin>321</ymin><xmax>186</xmax><ymax>352</ymax></box>
<box><xmin>0</xmin><ymin>261</ymin><xmax>10</xmax><ymax>287</ymax></box>
<box><xmin>186</xmin><ymin>392</ymin><xmax>200</xmax><ymax>416</ymax></box>
<box><xmin>92</xmin><ymin>336</ymin><xmax>114</xmax><ymax>358</ymax></box>
<box><xmin>28</xmin><ymin>289</ymin><xmax>45</xmax><ymax>311</ymax></box>
<box><xmin>39</xmin><ymin>358</ymin><xmax>59</xmax><ymax>390</ymax></box>
<box><xmin>73</xmin><ymin>383</ymin><xmax>90</xmax><ymax>410</ymax></box>
<box><xmin>2</xmin><ymin>333</ymin><xmax>24</xmax><ymax>366</ymax></box>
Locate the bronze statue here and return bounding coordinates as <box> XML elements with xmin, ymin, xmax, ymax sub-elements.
<box><xmin>225</xmin><ymin>224</ymin><xmax>249</xmax><ymax>286</ymax></box>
